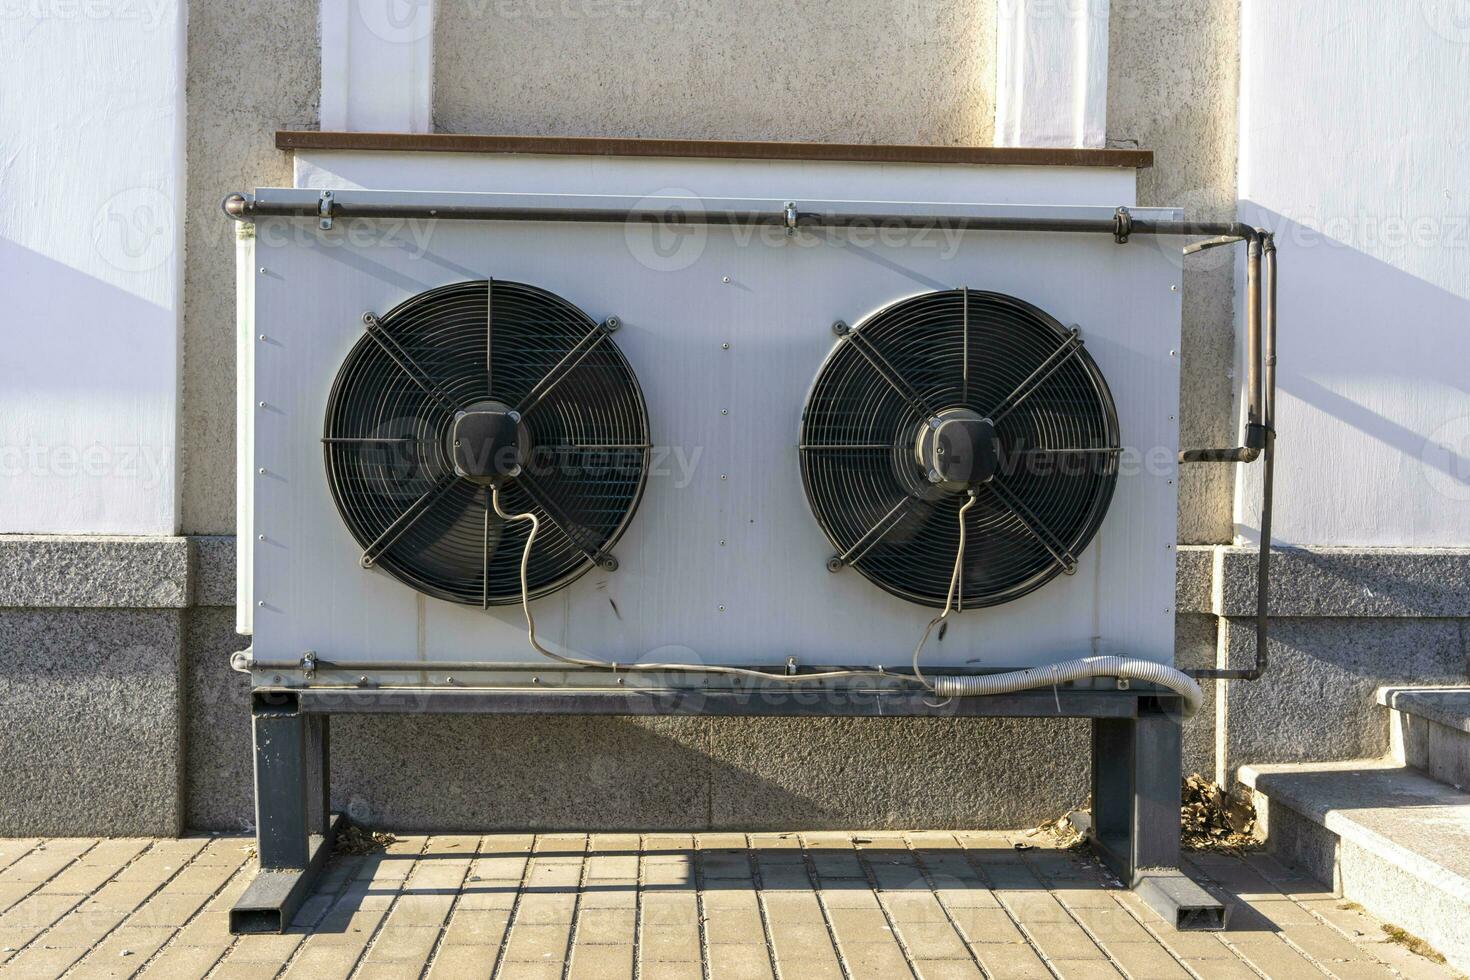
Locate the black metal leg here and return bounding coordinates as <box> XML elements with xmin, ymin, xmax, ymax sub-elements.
<box><xmin>305</xmin><ymin>714</ymin><xmax>332</xmax><ymax>839</ymax></box>
<box><xmin>1091</xmin><ymin>699</ymin><xmax>1227</xmax><ymax>931</ymax></box>
<box><xmin>1091</xmin><ymin>715</ymin><xmax>1135</xmax><ymax>876</ymax></box>
<box><xmin>230</xmin><ymin>693</ymin><xmax>340</xmax><ymax>934</ymax></box>
<box><xmin>254</xmin><ymin>695</ymin><xmax>309</xmax><ymax>870</ymax></box>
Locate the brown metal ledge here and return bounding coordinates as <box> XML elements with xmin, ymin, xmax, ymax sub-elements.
<box><xmin>275</xmin><ymin>131</ymin><xmax>1152</xmax><ymax>169</ymax></box>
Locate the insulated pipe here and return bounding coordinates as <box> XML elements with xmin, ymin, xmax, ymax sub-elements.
<box><xmin>222</xmin><ymin>193</ymin><xmax>1260</xmax><ymax>241</ymax></box>
<box><xmin>930</xmin><ymin>657</ymin><xmax>1204</xmax><ymax>718</ymax></box>
<box><xmin>1191</xmin><ymin>234</ymin><xmax>1277</xmax><ymax>682</ymax></box>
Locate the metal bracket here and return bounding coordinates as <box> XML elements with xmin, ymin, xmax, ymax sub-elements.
<box><xmin>784</xmin><ymin>201</ymin><xmax>799</xmax><ymax>236</ymax></box>
<box><xmin>1112</xmin><ymin>206</ymin><xmax>1132</xmax><ymax>244</ymax></box>
<box><xmin>300</xmin><ymin>651</ymin><xmax>317</xmax><ymax>679</ymax></box>
<box><xmin>318</xmin><ymin>190</ymin><xmax>334</xmax><ymax>231</ymax></box>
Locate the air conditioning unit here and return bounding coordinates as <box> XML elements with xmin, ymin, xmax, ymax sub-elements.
<box><xmin>225</xmin><ymin>149</ymin><xmax>1278</xmax><ymax>934</ymax></box>
<box><xmin>235</xmin><ymin>193</ymin><xmax>1182</xmax><ymax>685</ymax></box>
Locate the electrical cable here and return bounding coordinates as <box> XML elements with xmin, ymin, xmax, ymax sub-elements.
<box><xmin>912</xmin><ymin>492</ymin><xmax>977</xmax><ymax>691</ymax></box>
<box><xmin>491</xmin><ymin>484</ymin><xmax>1202</xmax><ymax>714</ymax></box>
<box><xmin>489</xmin><ymin>485</ymin><xmax>918</xmax><ymax>687</ymax></box>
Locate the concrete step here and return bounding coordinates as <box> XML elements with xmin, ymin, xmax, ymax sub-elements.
<box><xmin>1239</xmin><ymin>759</ymin><xmax>1470</xmax><ymax>974</ymax></box>
<box><xmin>1380</xmin><ymin>685</ymin><xmax>1470</xmax><ymax>790</ymax></box>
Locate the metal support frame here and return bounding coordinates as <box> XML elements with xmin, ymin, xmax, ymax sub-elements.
<box><xmin>1091</xmin><ymin>698</ymin><xmax>1227</xmax><ymax>930</ymax></box>
<box><xmin>230</xmin><ymin>693</ymin><xmax>338</xmax><ymax>935</ymax></box>
<box><xmin>229</xmin><ymin>686</ymin><xmax>1222</xmax><ymax>933</ymax></box>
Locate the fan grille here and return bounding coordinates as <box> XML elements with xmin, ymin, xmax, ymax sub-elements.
<box><xmin>800</xmin><ymin>289</ymin><xmax>1120</xmax><ymax>608</ymax></box>
<box><xmin>324</xmin><ymin>280</ymin><xmax>650</xmax><ymax>605</ymax></box>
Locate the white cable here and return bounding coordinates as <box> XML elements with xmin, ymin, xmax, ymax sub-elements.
<box><xmin>906</xmin><ymin>490</ymin><xmax>1202</xmax><ymax>717</ymax></box>
<box><xmin>912</xmin><ymin>492</ymin><xmax>976</xmax><ymax>691</ymax></box>
<box><xmin>490</xmin><ymin>485</ymin><xmax>915</xmax><ymax>686</ymax></box>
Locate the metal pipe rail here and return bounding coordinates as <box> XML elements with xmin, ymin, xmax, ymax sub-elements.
<box><xmin>225</xmin><ymin>192</ymin><xmax>1278</xmax><ymax>682</ymax></box>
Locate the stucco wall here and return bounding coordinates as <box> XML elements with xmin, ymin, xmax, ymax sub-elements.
<box><xmin>179</xmin><ymin>0</ymin><xmax>319</xmax><ymax>535</ymax></box>
<box><xmin>1107</xmin><ymin>0</ymin><xmax>1240</xmax><ymax>544</ymax></box>
<box><xmin>433</xmin><ymin>0</ymin><xmax>996</xmax><ymax>144</ymax></box>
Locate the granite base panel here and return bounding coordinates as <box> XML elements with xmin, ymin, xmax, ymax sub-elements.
<box><xmin>0</xmin><ymin>608</ymin><xmax>185</xmax><ymax>836</ymax></box>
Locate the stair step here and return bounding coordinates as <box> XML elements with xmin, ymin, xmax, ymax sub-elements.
<box><xmin>1239</xmin><ymin>759</ymin><xmax>1470</xmax><ymax>974</ymax></box>
<box><xmin>1379</xmin><ymin>685</ymin><xmax>1470</xmax><ymax>790</ymax></box>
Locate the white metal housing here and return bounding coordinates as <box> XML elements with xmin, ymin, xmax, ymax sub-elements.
<box><xmin>242</xmin><ymin>175</ymin><xmax>1181</xmax><ymax>685</ymax></box>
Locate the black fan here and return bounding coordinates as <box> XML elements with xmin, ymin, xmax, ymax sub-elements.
<box><xmin>800</xmin><ymin>289</ymin><xmax>1120</xmax><ymax>608</ymax></box>
<box><xmin>324</xmin><ymin>280</ymin><xmax>650</xmax><ymax>606</ymax></box>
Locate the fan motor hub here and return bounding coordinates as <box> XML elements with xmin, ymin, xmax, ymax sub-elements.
<box><xmin>914</xmin><ymin>407</ymin><xmax>999</xmax><ymax>490</ymax></box>
<box><xmin>449</xmin><ymin>400</ymin><xmax>528</xmax><ymax>484</ymax></box>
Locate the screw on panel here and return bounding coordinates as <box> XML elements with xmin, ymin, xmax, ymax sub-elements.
<box><xmin>832</xmin><ymin>320</ymin><xmax>849</xmax><ymax>336</ymax></box>
<box><xmin>722</xmin><ymin>276</ymin><xmax>731</xmax><ymax>283</ymax></box>
<box><xmin>826</xmin><ymin>556</ymin><xmax>844</xmax><ymax>573</ymax></box>
<box><xmin>720</xmin><ymin>409</ymin><xmax>728</xmax><ymax>415</ymax></box>
<box><xmin>603</xmin><ymin>316</ymin><xmax>621</xmax><ymax>332</ymax></box>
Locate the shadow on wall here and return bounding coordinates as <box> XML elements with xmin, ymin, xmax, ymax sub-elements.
<box><xmin>1238</xmin><ymin>204</ymin><xmax>1470</xmax><ymax>547</ymax></box>
<box><xmin>0</xmin><ymin>240</ymin><xmax>177</xmax><ymax>533</ymax></box>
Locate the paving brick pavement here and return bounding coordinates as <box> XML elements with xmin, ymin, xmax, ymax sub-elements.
<box><xmin>0</xmin><ymin>832</ymin><xmax>1456</xmax><ymax>979</ymax></box>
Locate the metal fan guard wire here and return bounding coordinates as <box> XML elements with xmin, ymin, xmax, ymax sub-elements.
<box><xmin>800</xmin><ymin>289</ymin><xmax>1120</xmax><ymax>608</ymax></box>
<box><xmin>324</xmin><ymin>279</ymin><xmax>650</xmax><ymax>605</ymax></box>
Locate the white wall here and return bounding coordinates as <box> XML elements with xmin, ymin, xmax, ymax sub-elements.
<box><xmin>321</xmin><ymin>0</ymin><xmax>434</xmax><ymax>133</ymax></box>
<box><xmin>0</xmin><ymin>0</ymin><xmax>185</xmax><ymax>534</ymax></box>
<box><xmin>995</xmin><ymin>0</ymin><xmax>1109</xmax><ymax>148</ymax></box>
<box><xmin>1236</xmin><ymin>0</ymin><xmax>1470</xmax><ymax>547</ymax></box>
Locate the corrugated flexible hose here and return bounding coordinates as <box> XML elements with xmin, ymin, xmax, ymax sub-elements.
<box><xmin>928</xmin><ymin>657</ymin><xmax>1203</xmax><ymax>718</ymax></box>
<box><xmin>919</xmin><ymin>492</ymin><xmax>1203</xmax><ymax>718</ymax></box>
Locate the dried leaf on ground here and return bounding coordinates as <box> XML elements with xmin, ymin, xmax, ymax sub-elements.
<box><xmin>1031</xmin><ymin>801</ymin><xmax>1091</xmax><ymax>850</ymax></box>
<box><xmin>1181</xmin><ymin>773</ymin><xmax>1259</xmax><ymax>852</ymax></box>
<box><xmin>1029</xmin><ymin>774</ymin><xmax>1260</xmax><ymax>854</ymax></box>
<box><xmin>334</xmin><ymin>824</ymin><xmax>397</xmax><ymax>856</ymax></box>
